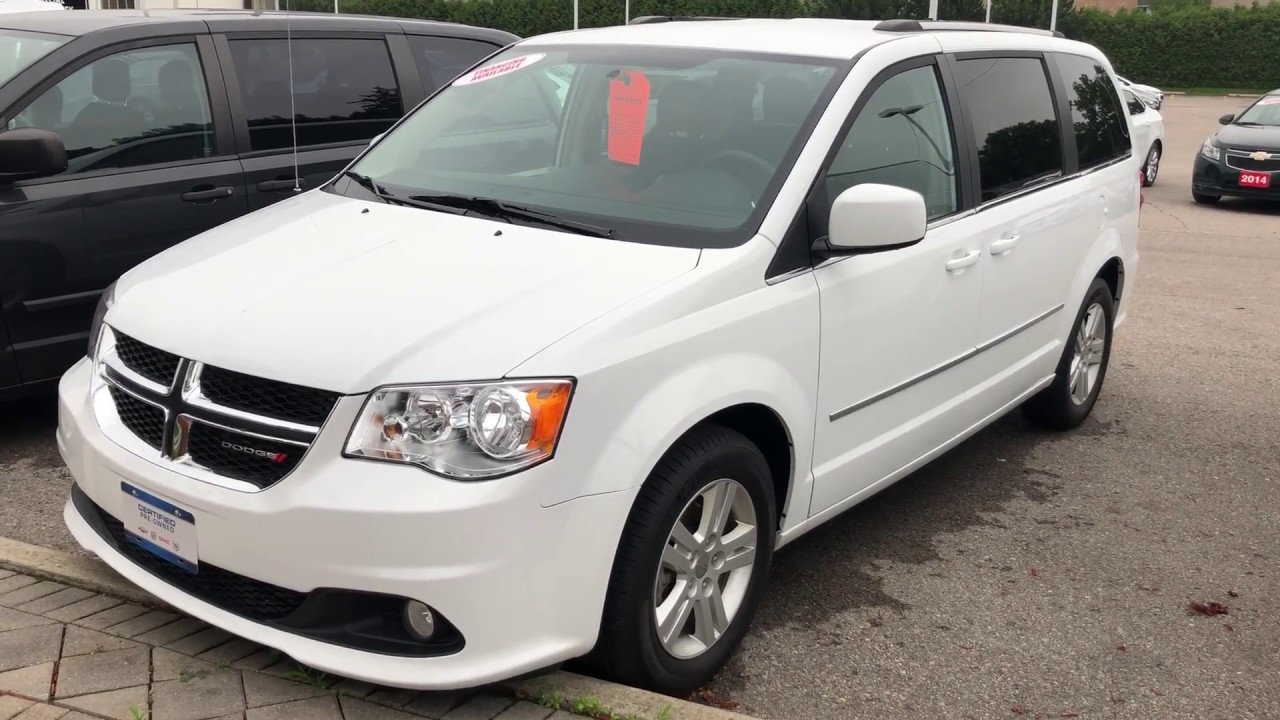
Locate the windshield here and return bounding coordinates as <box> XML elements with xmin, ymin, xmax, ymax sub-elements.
<box><xmin>0</xmin><ymin>29</ymin><xmax>66</xmax><ymax>90</ymax></box>
<box><xmin>1235</xmin><ymin>95</ymin><xmax>1280</xmax><ymax>126</ymax></box>
<box><xmin>339</xmin><ymin>44</ymin><xmax>843</xmax><ymax>247</ymax></box>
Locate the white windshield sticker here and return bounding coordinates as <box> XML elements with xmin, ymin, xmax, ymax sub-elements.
<box><xmin>453</xmin><ymin>53</ymin><xmax>545</xmax><ymax>86</ymax></box>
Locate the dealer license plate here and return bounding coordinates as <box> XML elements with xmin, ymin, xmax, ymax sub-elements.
<box><xmin>121</xmin><ymin>482</ymin><xmax>199</xmax><ymax>573</ymax></box>
<box><xmin>1239</xmin><ymin>170</ymin><xmax>1271</xmax><ymax>189</ymax></box>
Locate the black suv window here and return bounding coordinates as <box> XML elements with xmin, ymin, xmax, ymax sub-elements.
<box><xmin>9</xmin><ymin>43</ymin><xmax>214</xmax><ymax>174</ymax></box>
<box><xmin>408</xmin><ymin>35</ymin><xmax>499</xmax><ymax>93</ymax></box>
<box><xmin>1123</xmin><ymin>90</ymin><xmax>1146</xmax><ymax>115</ymax></box>
<box><xmin>826</xmin><ymin>64</ymin><xmax>958</xmax><ymax>221</ymax></box>
<box><xmin>1056</xmin><ymin>53</ymin><xmax>1131</xmax><ymax>169</ymax></box>
<box><xmin>953</xmin><ymin>57</ymin><xmax>1063</xmax><ymax>202</ymax></box>
<box><xmin>229</xmin><ymin>37</ymin><xmax>402</xmax><ymax>152</ymax></box>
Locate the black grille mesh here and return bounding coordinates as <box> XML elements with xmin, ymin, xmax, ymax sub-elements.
<box><xmin>187</xmin><ymin>422</ymin><xmax>302</xmax><ymax>489</ymax></box>
<box><xmin>1228</xmin><ymin>154</ymin><xmax>1280</xmax><ymax>172</ymax></box>
<box><xmin>114</xmin><ymin>332</ymin><xmax>181</xmax><ymax>387</ymax></box>
<box><xmin>87</xmin><ymin>494</ymin><xmax>306</xmax><ymax>621</ymax></box>
<box><xmin>201</xmin><ymin>366</ymin><xmax>338</xmax><ymax>426</ymax></box>
<box><xmin>108</xmin><ymin>385</ymin><xmax>165</xmax><ymax>450</ymax></box>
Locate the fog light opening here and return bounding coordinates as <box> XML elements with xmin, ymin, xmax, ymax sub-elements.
<box><xmin>404</xmin><ymin>600</ymin><xmax>437</xmax><ymax>640</ymax></box>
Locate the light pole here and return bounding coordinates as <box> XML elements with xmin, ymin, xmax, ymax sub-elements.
<box><xmin>928</xmin><ymin>0</ymin><xmax>938</xmax><ymax>19</ymax></box>
<box><xmin>574</xmin><ymin>0</ymin><xmax>579</xmax><ymax>29</ymax></box>
<box><xmin>1050</xmin><ymin>0</ymin><xmax>1059</xmax><ymax>31</ymax></box>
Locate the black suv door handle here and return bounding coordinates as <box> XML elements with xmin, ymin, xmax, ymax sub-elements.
<box><xmin>181</xmin><ymin>186</ymin><xmax>234</xmax><ymax>203</ymax></box>
<box><xmin>257</xmin><ymin>178</ymin><xmax>305</xmax><ymax>192</ymax></box>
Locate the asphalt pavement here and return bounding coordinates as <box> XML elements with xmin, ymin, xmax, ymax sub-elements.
<box><xmin>1</xmin><ymin>95</ymin><xmax>1277</xmax><ymax>720</ymax></box>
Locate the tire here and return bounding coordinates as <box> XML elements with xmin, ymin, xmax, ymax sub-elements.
<box><xmin>1142</xmin><ymin>143</ymin><xmax>1161</xmax><ymax>187</ymax></box>
<box><xmin>1022</xmin><ymin>278</ymin><xmax>1115</xmax><ymax>431</ymax></box>
<box><xmin>588</xmin><ymin>424</ymin><xmax>776</xmax><ymax>697</ymax></box>
<box><xmin>1192</xmin><ymin>190</ymin><xmax>1220</xmax><ymax>205</ymax></box>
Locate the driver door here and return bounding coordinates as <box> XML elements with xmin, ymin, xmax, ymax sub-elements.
<box><xmin>0</xmin><ymin>36</ymin><xmax>246</xmax><ymax>384</ymax></box>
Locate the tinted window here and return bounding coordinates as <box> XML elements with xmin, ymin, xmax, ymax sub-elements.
<box><xmin>1057</xmin><ymin>54</ymin><xmax>1130</xmax><ymax>169</ymax></box>
<box><xmin>953</xmin><ymin>57</ymin><xmax>1062</xmax><ymax>202</ymax></box>
<box><xmin>827</xmin><ymin>64</ymin><xmax>957</xmax><ymax>221</ymax></box>
<box><xmin>229</xmin><ymin>38</ymin><xmax>401</xmax><ymax>152</ymax></box>
<box><xmin>408</xmin><ymin>36</ymin><xmax>498</xmax><ymax>93</ymax></box>
<box><xmin>9</xmin><ymin>43</ymin><xmax>214</xmax><ymax>174</ymax></box>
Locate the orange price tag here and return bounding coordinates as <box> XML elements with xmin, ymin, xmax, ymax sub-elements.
<box><xmin>608</xmin><ymin>70</ymin><xmax>651</xmax><ymax>166</ymax></box>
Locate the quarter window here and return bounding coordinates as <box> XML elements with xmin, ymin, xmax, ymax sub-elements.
<box><xmin>229</xmin><ymin>37</ymin><xmax>402</xmax><ymax>152</ymax></box>
<box><xmin>825</xmin><ymin>64</ymin><xmax>958</xmax><ymax>221</ymax></box>
<box><xmin>1056</xmin><ymin>53</ymin><xmax>1131</xmax><ymax>169</ymax></box>
<box><xmin>9</xmin><ymin>43</ymin><xmax>214</xmax><ymax>174</ymax></box>
<box><xmin>952</xmin><ymin>57</ymin><xmax>1063</xmax><ymax>202</ymax></box>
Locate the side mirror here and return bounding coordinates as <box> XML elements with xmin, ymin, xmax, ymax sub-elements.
<box><xmin>821</xmin><ymin>183</ymin><xmax>926</xmax><ymax>255</ymax></box>
<box><xmin>0</xmin><ymin>128</ymin><xmax>67</xmax><ymax>182</ymax></box>
<box><xmin>1219</xmin><ymin>113</ymin><xmax>1235</xmax><ymax>125</ymax></box>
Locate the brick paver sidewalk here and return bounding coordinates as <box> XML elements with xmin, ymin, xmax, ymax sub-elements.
<box><xmin>0</xmin><ymin>569</ymin><xmax>571</xmax><ymax>720</ymax></box>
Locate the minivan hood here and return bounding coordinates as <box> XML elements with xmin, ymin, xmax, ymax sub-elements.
<box><xmin>1215</xmin><ymin>123</ymin><xmax>1280</xmax><ymax>152</ymax></box>
<box><xmin>108</xmin><ymin>191</ymin><xmax>700</xmax><ymax>394</ymax></box>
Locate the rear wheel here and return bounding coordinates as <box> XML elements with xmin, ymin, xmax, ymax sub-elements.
<box><xmin>1023</xmin><ymin>278</ymin><xmax>1114</xmax><ymax>430</ymax></box>
<box><xmin>1142</xmin><ymin>143</ymin><xmax>1161</xmax><ymax>187</ymax></box>
<box><xmin>1192</xmin><ymin>190</ymin><xmax>1220</xmax><ymax>205</ymax></box>
<box><xmin>590</xmin><ymin>425</ymin><xmax>775</xmax><ymax>697</ymax></box>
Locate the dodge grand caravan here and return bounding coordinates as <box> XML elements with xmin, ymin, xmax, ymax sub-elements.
<box><xmin>58</xmin><ymin>17</ymin><xmax>1141</xmax><ymax>695</ymax></box>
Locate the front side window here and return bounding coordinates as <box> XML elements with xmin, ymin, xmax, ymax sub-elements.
<box><xmin>9</xmin><ymin>43</ymin><xmax>214</xmax><ymax>174</ymax></box>
<box><xmin>229</xmin><ymin>37</ymin><xmax>402</xmax><ymax>152</ymax></box>
<box><xmin>408</xmin><ymin>36</ymin><xmax>500</xmax><ymax>93</ymax></box>
<box><xmin>1235</xmin><ymin>94</ymin><xmax>1280</xmax><ymax>126</ymax></box>
<box><xmin>1056</xmin><ymin>53</ymin><xmax>1130</xmax><ymax>169</ymax></box>
<box><xmin>0</xmin><ymin>29</ymin><xmax>67</xmax><ymax>90</ymax></box>
<box><xmin>952</xmin><ymin>57</ymin><xmax>1063</xmax><ymax>202</ymax></box>
<box><xmin>826</xmin><ymin>64</ymin><xmax>957</xmax><ymax>221</ymax></box>
<box><xmin>343</xmin><ymin>45</ymin><xmax>842</xmax><ymax>248</ymax></box>
<box><xmin>1124</xmin><ymin>90</ymin><xmax>1146</xmax><ymax>115</ymax></box>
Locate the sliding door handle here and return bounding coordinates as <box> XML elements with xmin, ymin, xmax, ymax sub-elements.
<box><xmin>990</xmin><ymin>234</ymin><xmax>1020</xmax><ymax>255</ymax></box>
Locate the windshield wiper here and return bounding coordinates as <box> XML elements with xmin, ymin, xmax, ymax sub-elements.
<box><xmin>341</xmin><ymin>171</ymin><xmax>466</xmax><ymax>215</ymax></box>
<box><xmin>1233</xmin><ymin>121</ymin><xmax>1264</xmax><ymax>126</ymax></box>
<box><xmin>408</xmin><ymin>193</ymin><xmax>618</xmax><ymax>238</ymax></box>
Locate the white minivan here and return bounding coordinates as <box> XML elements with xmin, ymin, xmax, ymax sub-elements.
<box><xmin>58</xmin><ymin>17</ymin><xmax>1141</xmax><ymax>696</ymax></box>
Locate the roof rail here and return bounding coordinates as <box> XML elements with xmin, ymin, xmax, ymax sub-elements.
<box><xmin>627</xmin><ymin>15</ymin><xmax>741</xmax><ymax>25</ymax></box>
<box><xmin>874</xmin><ymin>18</ymin><xmax>1064</xmax><ymax>38</ymax></box>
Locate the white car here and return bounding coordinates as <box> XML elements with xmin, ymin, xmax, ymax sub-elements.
<box><xmin>53</xmin><ymin>17</ymin><xmax>1141</xmax><ymax>695</ymax></box>
<box><xmin>1124</xmin><ymin>88</ymin><xmax>1165</xmax><ymax>186</ymax></box>
<box><xmin>1118</xmin><ymin>75</ymin><xmax>1162</xmax><ymax>109</ymax></box>
<box><xmin>0</xmin><ymin>0</ymin><xmax>65</xmax><ymax>12</ymax></box>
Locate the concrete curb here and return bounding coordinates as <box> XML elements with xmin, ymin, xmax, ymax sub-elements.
<box><xmin>0</xmin><ymin>534</ymin><xmax>758</xmax><ymax>720</ymax></box>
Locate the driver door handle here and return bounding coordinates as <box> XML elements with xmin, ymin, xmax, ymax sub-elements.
<box><xmin>944</xmin><ymin>250</ymin><xmax>981</xmax><ymax>273</ymax></box>
<box><xmin>181</xmin><ymin>185</ymin><xmax>234</xmax><ymax>203</ymax></box>
<box><xmin>990</xmin><ymin>234</ymin><xmax>1020</xmax><ymax>255</ymax></box>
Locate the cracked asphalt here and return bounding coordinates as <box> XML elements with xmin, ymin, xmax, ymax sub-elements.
<box><xmin>1</xmin><ymin>96</ymin><xmax>1276</xmax><ymax>720</ymax></box>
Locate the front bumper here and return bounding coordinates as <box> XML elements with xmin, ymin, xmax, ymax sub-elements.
<box><xmin>1193</xmin><ymin>153</ymin><xmax>1279</xmax><ymax>199</ymax></box>
<box><xmin>57</xmin><ymin>357</ymin><xmax>636</xmax><ymax>689</ymax></box>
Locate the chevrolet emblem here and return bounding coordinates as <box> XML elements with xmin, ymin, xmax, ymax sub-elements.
<box><xmin>1251</xmin><ymin>151</ymin><xmax>1272</xmax><ymax>161</ymax></box>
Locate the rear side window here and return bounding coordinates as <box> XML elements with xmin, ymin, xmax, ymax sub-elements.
<box><xmin>408</xmin><ymin>36</ymin><xmax>499</xmax><ymax>93</ymax></box>
<box><xmin>1055</xmin><ymin>53</ymin><xmax>1131</xmax><ymax>169</ymax></box>
<box><xmin>229</xmin><ymin>37</ymin><xmax>402</xmax><ymax>152</ymax></box>
<box><xmin>952</xmin><ymin>57</ymin><xmax>1062</xmax><ymax>202</ymax></box>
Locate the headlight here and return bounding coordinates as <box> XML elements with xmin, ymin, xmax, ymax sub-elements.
<box><xmin>87</xmin><ymin>282</ymin><xmax>115</xmax><ymax>360</ymax></box>
<box><xmin>1200</xmin><ymin>138</ymin><xmax>1221</xmax><ymax>161</ymax></box>
<box><xmin>344</xmin><ymin>379</ymin><xmax>573</xmax><ymax>479</ymax></box>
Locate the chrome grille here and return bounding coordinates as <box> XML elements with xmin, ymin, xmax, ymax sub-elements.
<box><xmin>94</xmin><ymin>326</ymin><xmax>339</xmax><ymax>491</ymax></box>
<box><xmin>1225</xmin><ymin>149</ymin><xmax>1280</xmax><ymax>172</ymax></box>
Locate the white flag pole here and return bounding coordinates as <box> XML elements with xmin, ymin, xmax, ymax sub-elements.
<box><xmin>573</xmin><ymin>0</ymin><xmax>579</xmax><ymax>29</ymax></box>
<box><xmin>625</xmin><ymin>0</ymin><xmax>630</xmax><ymax>24</ymax></box>
<box><xmin>928</xmin><ymin>0</ymin><xmax>938</xmax><ymax>19</ymax></box>
<box><xmin>986</xmin><ymin>0</ymin><xmax>992</xmax><ymax>23</ymax></box>
<box><xmin>1050</xmin><ymin>0</ymin><xmax>1059</xmax><ymax>31</ymax></box>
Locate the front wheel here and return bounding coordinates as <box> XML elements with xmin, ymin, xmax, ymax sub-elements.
<box><xmin>1023</xmin><ymin>278</ymin><xmax>1115</xmax><ymax>430</ymax></box>
<box><xmin>590</xmin><ymin>425</ymin><xmax>775</xmax><ymax>697</ymax></box>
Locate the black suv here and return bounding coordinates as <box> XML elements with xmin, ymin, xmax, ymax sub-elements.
<box><xmin>0</xmin><ymin>10</ymin><xmax>516</xmax><ymax>399</ymax></box>
<box><xmin>1193</xmin><ymin>89</ymin><xmax>1280</xmax><ymax>205</ymax></box>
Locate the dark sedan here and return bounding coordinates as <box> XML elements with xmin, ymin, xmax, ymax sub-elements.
<box><xmin>1193</xmin><ymin>90</ymin><xmax>1280</xmax><ymax>204</ymax></box>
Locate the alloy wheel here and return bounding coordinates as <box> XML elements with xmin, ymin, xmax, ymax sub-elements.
<box><xmin>1146</xmin><ymin>147</ymin><xmax>1160</xmax><ymax>184</ymax></box>
<box><xmin>1068</xmin><ymin>303</ymin><xmax>1107</xmax><ymax>405</ymax></box>
<box><xmin>653</xmin><ymin>478</ymin><xmax>758</xmax><ymax>660</ymax></box>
